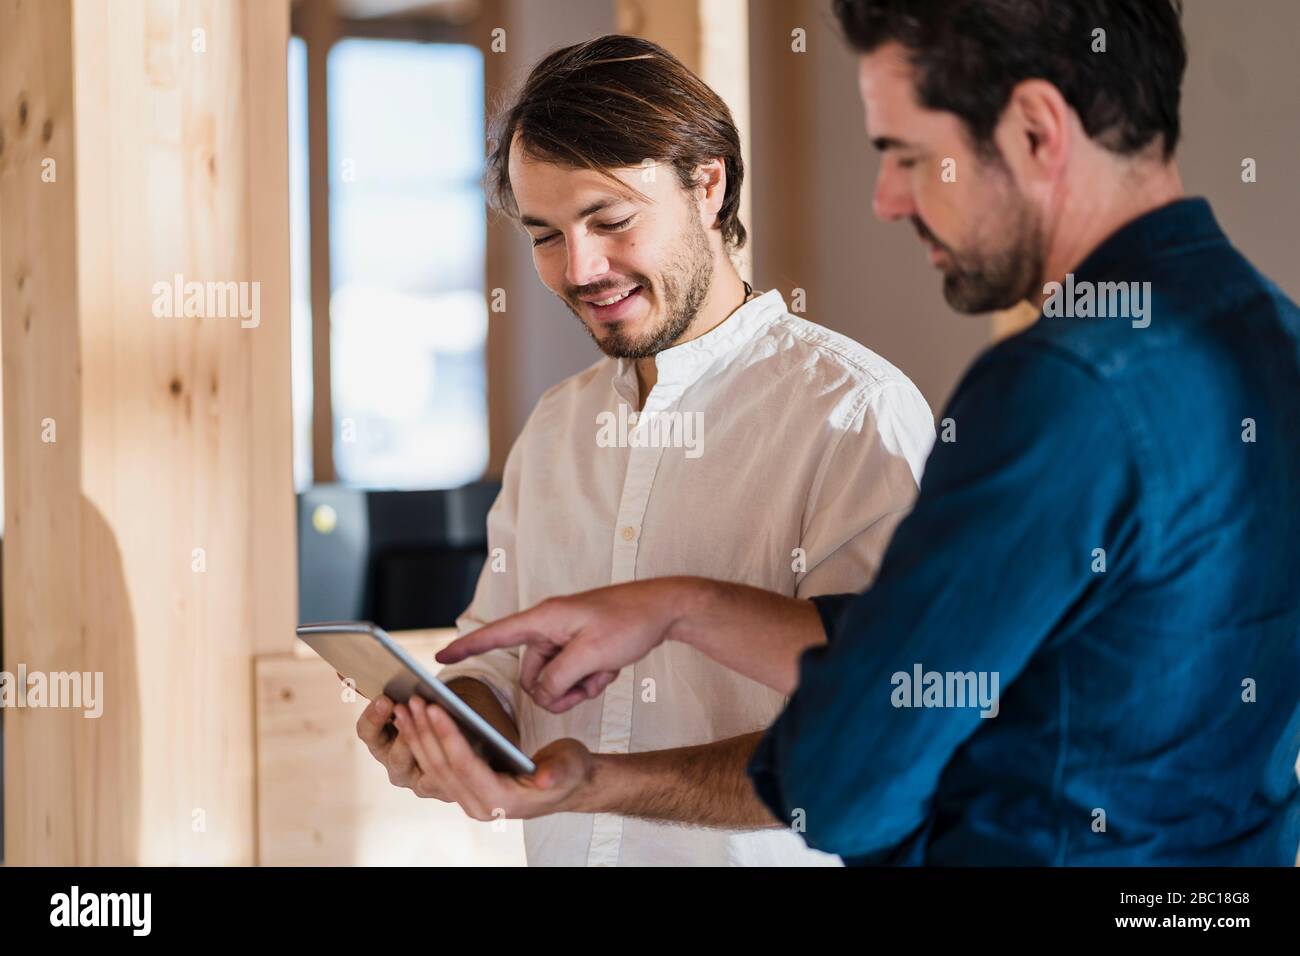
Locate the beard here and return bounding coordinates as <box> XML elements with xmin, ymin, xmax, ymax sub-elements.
<box><xmin>922</xmin><ymin>165</ymin><xmax>1045</xmax><ymax>315</ymax></box>
<box><xmin>563</xmin><ymin>213</ymin><xmax>714</xmax><ymax>360</ymax></box>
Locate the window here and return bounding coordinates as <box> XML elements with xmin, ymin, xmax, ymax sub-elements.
<box><xmin>289</xmin><ymin>36</ymin><xmax>488</xmax><ymax>491</ymax></box>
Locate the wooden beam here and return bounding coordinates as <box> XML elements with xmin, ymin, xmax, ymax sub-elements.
<box><xmin>327</xmin><ymin>16</ymin><xmax>476</xmax><ymax>43</ymax></box>
<box><xmin>0</xmin><ymin>0</ymin><xmax>294</xmax><ymax>864</ymax></box>
<box><xmin>331</xmin><ymin>0</ymin><xmax>479</xmax><ymax>20</ymax></box>
<box><xmin>0</xmin><ymin>0</ymin><xmax>85</xmax><ymax>867</ymax></box>
<box><xmin>302</xmin><ymin>0</ymin><xmax>337</xmax><ymax>483</ymax></box>
<box><xmin>247</xmin><ymin>0</ymin><xmax>302</xmax><ymax>661</ymax></box>
<box><xmin>616</xmin><ymin>0</ymin><xmax>753</xmax><ymax>281</ymax></box>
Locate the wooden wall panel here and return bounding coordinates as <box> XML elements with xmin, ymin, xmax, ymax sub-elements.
<box><xmin>0</xmin><ymin>0</ymin><xmax>294</xmax><ymax>864</ymax></box>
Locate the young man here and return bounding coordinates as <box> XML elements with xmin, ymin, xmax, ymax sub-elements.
<box><xmin>440</xmin><ymin>1</ymin><xmax>1300</xmax><ymax>865</ymax></box>
<box><xmin>356</xmin><ymin>34</ymin><xmax>935</xmax><ymax>866</ymax></box>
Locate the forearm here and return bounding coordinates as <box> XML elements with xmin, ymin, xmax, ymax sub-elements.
<box><xmin>445</xmin><ymin>677</ymin><xmax>520</xmax><ymax>748</ymax></box>
<box><xmin>570</xmin><ymin>731</ymin><xmax>780</xmax><ymax>828</ymax></box>
<box><xmin>668</xmin><ymin>578</ymin><xmax>828</xmax><ymax>695</ymax></box>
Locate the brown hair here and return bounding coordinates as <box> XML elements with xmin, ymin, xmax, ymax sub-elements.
<box><xmin>486</xmin><ymin>34</ymin><xmax>747</xmax><ymax>250</ymax></box>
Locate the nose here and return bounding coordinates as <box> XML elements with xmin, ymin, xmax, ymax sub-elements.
<box><xmin>871</xmin><ymin>160</ymin><xmax>915</xmax><ymax>223</ymax></box>
<box><xmin>564</xmin><ymin>233</ymin><xmax>611</xmax><ymax>289</ymax></box>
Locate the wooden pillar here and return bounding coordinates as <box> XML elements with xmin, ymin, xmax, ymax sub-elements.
<box><xmin>300</xmin><ymin>0</ymin><xmax>337</xmax><ymax>484</ymax></box>
<box><xmin>616</xmin><ymin>0</ymin><xmax>753</xmax><ymax>282</ymax></box>
<box><xmin>0</xmin><ymin>0</ymin><xmax>295</xmax><ymax>865</ymax></box>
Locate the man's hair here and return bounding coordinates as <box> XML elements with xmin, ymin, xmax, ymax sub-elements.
<box><xmin>486</xmin><ymin>34</ymin><xmax>747</xmax><ymax>249</ymax></box>
<box><xmin>832</xmin><ymin>0</ymin><xmax>1187</xmax><ymax>160</ymax></box>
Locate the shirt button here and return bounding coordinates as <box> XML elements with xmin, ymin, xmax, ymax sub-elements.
<box><xmin>621</xmin><ymin>526</ymin><xmax>637</xmax><ymax>541</ymax></box>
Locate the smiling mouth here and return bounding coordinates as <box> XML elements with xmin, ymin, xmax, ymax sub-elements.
<box><xmin>577</xmin><ymin>284</ymin><xmax>646</xmax><ymax>322</ymax></box>
<box><xmin>588</xmin><ymin>288</ymin><xmax>638</xmax><ymax>306</ymax></box>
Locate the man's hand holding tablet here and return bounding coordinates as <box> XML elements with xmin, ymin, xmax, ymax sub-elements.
<box><xmin>297</xmin><ymin>620</ymin><xmax>599</xmax><ymax>820</ymax></box>
<box><xmin>382</xmin><ymin>693</ymin><xmax>595</xmax><ymax>821</ymax></box>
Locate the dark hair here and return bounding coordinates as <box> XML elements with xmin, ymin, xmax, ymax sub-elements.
<box><xmin>832</xmin><ymin>0</ymin><xmax>1187</xmax><ymax>159</ymax></box>
<box><xmin>486</xmin><ymin>34</ymin><xmax>747</xmax><ymax>249</ymax></box>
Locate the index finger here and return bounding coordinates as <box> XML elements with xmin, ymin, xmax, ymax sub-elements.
<box><xmin>435</xmin><ymin>604</ymin><xmax>556</xmax><ymax>664</ymax></box>
<box><xmin>533</xmin><ymin>640</ymin><xmax>617</xmax><ymax>707</ymax></box>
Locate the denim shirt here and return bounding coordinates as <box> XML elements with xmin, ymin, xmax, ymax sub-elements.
<box><xmin>748</xmin><ymin>198</ymin><xmax>1300</xmax><ymax>865</ymax></box>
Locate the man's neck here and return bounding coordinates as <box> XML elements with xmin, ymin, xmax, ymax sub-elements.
<box><xmin>634</xmin><ymin>260</ymin><xmax>748</xmax><ymax>408</ymax></box>
<box><xmin>1032</xmin><ymin>157</ymin><xmax>1185</xmax><ymax>309</ymax></box>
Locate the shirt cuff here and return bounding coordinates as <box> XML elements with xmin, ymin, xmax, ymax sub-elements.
<box><xmin>746</xmin><ymin>593</ymin><xmax>858</xmax><ymax>840</ymax></box>
<box><xmin>746</xmin><ymin>725</ymin><xmax>788</xmax><ymax>824</ymax></box>
<box><xmin>809</xmin><ymin>592</ymin><xmax>857</xmax><ymax>643</ymax></box>
<box><xmin>748</xmin><ymin>715</ymin><xmax>931</xmax><ymax>866</ymax></box>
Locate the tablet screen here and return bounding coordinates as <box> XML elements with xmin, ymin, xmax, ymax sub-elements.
<box><xmin>296</xmin><ymin>621</ymin><xmax>535</xmax><ymax>776</ymax></box>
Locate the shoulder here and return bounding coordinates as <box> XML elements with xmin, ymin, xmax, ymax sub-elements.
<box><xmin>946</xmin><ymin>334</ymin><xmax>1130</xmax><ymax>458</ymax></box>
<box><xmin>760</xmin><ymin>308</ymin><xmax>934</xmax><ymax>430</ymax></box>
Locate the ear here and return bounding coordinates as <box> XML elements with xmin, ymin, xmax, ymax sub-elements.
<box><xmin>692</xmin><ymin>158</ymin><xmax>728</xmax><ymax>229</ymax></box>
<box><xmin>993</xmin><ymin>79</ymin><xmax>1072</xmax><ymax>185</ymax></box>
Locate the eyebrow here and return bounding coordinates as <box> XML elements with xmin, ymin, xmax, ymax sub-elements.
<box><xmin>871</xmin><ymin>136</ymin><xmax>915</xmax><ymax>152</ymax></box>
<box><xmin>520</xmin><ymin>197</ymin><xmax>627</xmax><ymax>230</ymax></box>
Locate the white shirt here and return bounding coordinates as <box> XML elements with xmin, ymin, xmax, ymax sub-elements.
<box><xmin>439</xmin><ymin>290</ymin><xmax>935</xmax><ymax>866</ymax></box>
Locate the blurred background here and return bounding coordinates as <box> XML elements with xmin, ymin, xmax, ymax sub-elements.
<box><xmin>289</xmin><ymin>0</ymin><xmax>1300</xmax><ymax>632</ymax></box>
<box><xmin>1</xmin><ymin>0</ymin><xmax>1297</xmax><ymax>865</ymax></box>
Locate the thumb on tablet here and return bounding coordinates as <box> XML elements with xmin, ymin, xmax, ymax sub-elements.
<box><xmin>529</xmin><ymin>739</ymin><xmax>590</xmax><ymax>791</ymax></box>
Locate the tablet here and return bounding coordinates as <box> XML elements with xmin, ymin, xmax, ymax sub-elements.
<box><xmin>296</xmin><ymin>620</ymin><xmax>535</xmax><ymax>776</ymax></box>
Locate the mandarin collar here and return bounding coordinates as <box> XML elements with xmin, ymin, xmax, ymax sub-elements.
<box><xmin>610</xmin><ymin>289</ymin><xmax>786</xmax><ymax>405</ymax></box>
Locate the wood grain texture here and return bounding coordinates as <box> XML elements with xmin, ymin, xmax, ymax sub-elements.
<box><xmin>1</xmin><ymin>0</ymin><xmax>294</xmax><ymax>864</ymax></box>
<box><xmin>257</xmin><ymin>629</ymin><xmax>526</xmax><ymax>865</ymax></box>
<box><xmin>0</xmin><ymin>0</ymin><xmax>90</xmax><ymax>866</ymax></box>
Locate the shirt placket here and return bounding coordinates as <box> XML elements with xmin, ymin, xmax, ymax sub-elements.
<box><xmin>584</xmin><ymin>394</ymin><xmax>674</xmax><ymax>866</ymax></box>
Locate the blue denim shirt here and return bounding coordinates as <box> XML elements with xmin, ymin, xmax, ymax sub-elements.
<box><xmin>748</xmin><ymin>198</ymin><xmax>1300</xmax><ymax>865</ymax></box>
